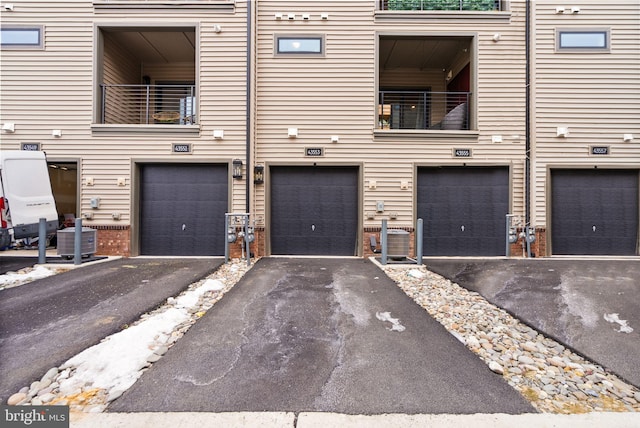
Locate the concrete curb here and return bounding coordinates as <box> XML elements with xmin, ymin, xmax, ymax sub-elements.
<box><xmin>70</xmin><ymin>412</ymin><xmax>296</xmax><ymax>428</ymax></box>
<box><xmin>70</xmin><ymin>412</ymin><xmax>640</xmax><ymax>428</ymax></box>
<box><xmin>298</xmin><ymin>412</ymin><xmax>640</xmax><ymax>427</ymax></box>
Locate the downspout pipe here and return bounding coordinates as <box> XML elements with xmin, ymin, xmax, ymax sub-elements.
<box><xmin>525</xmin><ymin>0</ymin><xmax>531</xmax><ymax>225</ymax></box>
<box><xmin>245</xmin><ymin>0</ymin><xmax>252</xmax><ymax>214</ymax></box>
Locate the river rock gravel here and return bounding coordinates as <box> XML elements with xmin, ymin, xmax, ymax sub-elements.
<box><xmin>7</xmin><ymin>258</ymin><xmax>254</xmax><ymax>412</ymax></box>
<box><xmin>382</xmin><ymin>263</ymin><xmax>640</xmax><ymax>414</ymax></box>
<box><xmin>7</xmin><ymin>258</ymin><xmax>639</xmax><ymax>415</ymax></box>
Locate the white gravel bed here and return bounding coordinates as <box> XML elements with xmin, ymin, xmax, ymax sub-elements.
<box><xmin>382</xmin><ymin>263</ymin><xmax>640</xmax><ymax>414</ymax></box>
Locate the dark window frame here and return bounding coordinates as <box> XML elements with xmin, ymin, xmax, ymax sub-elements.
<box><xmin>556</xmin><ymin>29</ymin><xmax>610</xmax><ymax>52</ymax></box>
<box><xmin>1</xmin><ymin>25</ymin><xmax>44</xmax><ymax>49</ymax></box>
<box><xmin>275</xmin><ymin>35</ymin><xmax>325</xmax><ymax>56</ymax></box>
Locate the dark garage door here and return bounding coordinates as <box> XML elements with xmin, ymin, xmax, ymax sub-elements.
<box><xmin>140</xmin><ymin>164</ymin><xmax>228</xmax><ymax>256</ymax></box>
<box><xmin>417</xmin><ymin>166</ymin><xmax>509</xmax><ymax>256</ymax></box>
<box><xmin>270</xmin><ymin>166</ymin><xmax>358</xmax><ymax>256</ymax></box>
<box><xmin>551</xmin><ymin>169</ymin><xmax>639</xmax><ymax>255</ymax></box>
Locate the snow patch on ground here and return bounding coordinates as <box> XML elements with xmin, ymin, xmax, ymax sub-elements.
<box><xmin>604</xmin><ymin>313</ymin><xmax>634</xmax><ymax>333</ymax></box>
<box><xmin>0</xmin><ymin>265</ymin><xmax>59</xmax><ymax>289</ymax></box>
<box><xmin>172</xmin><ymin>279</ymin><xmax>225</xmax><ymax>309</ymax></box>
<box><xmin>5</xmin><ymin>260</ymin><xmax>252</xmax><ymax>412</ymax></box>
<box><xmin>375</xmin><ymin>311</ymin><xmax>406</xmax><ymax>332</ymax></box>
<box><xmin>57</xmin><ymin>279</ymin><xmax>232</xmax><ymax>400</ymax></box>
<box><xmin>60</xmin><ymin>307</ymin><xmax>190</xmax><ymax>395</ymax></box>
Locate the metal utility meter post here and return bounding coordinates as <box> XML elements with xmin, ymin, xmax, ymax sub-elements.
<box><xmin>525</xmin><ymin>225</ymin><xmax>536</xmax><ymax>258</ymax></box>
<box><xmin>225</xmin><ymin>213</ymin><xmax>253</xmax><ymax>266</ymax></box>
<box><xmin>505</xmin><ymin>214</ymin><xmax>520</xmax><ymax>257</ymax></box>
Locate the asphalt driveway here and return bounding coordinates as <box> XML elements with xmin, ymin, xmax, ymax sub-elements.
<box><xmin>426</xmin><ymin>259</ymin><xmax>640</xmax><ymax>388</ymax></box>
<box><xmin>0</xmin><ymin>255</ymin><xmax>107</xmax><ymax>274</ymax></box>
<box><xmin>109</xmin><ymin>257</ymin><xmax>534</xmax><ymax>415</ymax></box>
<box><xmin>0</xmin><ymin>257</ymin><xmax>222</xmax><ymax>402</ymax></box>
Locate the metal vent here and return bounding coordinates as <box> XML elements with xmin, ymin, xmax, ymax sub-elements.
<box><xmin>56</xmin><ymin>227</ymin><xmax>97</xmax><ymax>257</ymax></box>
<box><xmin>387</xmin><ymin>229</ymin><xmax>409</xmax><ymax>260</ymax></box>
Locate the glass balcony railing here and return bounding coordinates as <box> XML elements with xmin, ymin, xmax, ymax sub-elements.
<box><xmin>379</xmin><ymin>0</ymin><xmax>502</xmax><ymax>11</ymax></box>
<box><xmin>378</xmin><ymin>91</ymin><xmax>471</xmax><ymax>130</ymax></box>
<box><xmin>100</xmin><ymin>84</ymin><xmax>197</xmax><ymax>125</ymax></box>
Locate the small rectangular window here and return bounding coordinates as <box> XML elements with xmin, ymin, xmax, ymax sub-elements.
<box><xmin>1</xmin><ymin>26</ymin><xmax>44</xmax><ymax>49</ymax></box>
<box><xmin>556</xmin><ymin>29</ymin><xmax>609</xmax><ymax>52</ymax></box>
<box><xmin>276</xmin><ymin>35</ymin><xmax>324</xmax><ymax>56</ymax></box>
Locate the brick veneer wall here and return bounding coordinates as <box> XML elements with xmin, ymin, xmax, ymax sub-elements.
<box><xmin>363</xmin><ymin>227</ymin><xmax>415</xmax><ymax>258</ymax></box>
<box><xmin>90</xmin><ymin>225</ymin><xmax>546</xmax><ymax>259</ymax></box>
<box><xmin>365</xmin><ymin>227</ymin><xmax>547</xmax><ymax>258</ymax></box>
<box><xmin>226</xmin><ymin>227</ymin><xmax>265</xmax><ymax>258</ymax></box>
<box><xmin>508</xmin><ymin>227</ymin><xmax>547</xmax><ymax>258</ymax></box>
<box><xmin>94</xmin><ymin>225</ymin><xmax>130</xmax><ymax>256</ymax></box>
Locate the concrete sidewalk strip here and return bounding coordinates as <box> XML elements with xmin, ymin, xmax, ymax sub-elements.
<box><xmin>70</xmin><ymin>412</ymin><xmax>296</xmax><ymax>428</ymax></box>
<box><xmin>70</xmin><ymin>411</ymin><xmax>640</xmax><ymax>428</ymax></box>
<box><xmin>297</xmin><ymin>412</ymin><xmax>640</xmax><ymax>428</ymax></box>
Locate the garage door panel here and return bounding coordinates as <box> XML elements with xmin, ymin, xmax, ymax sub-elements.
<box><xmin>418</xmin><ymin>166</ymin><xmax>509</xmax><ymax>256</ymax></box>
<box><xmin>271</xmin><ymin>166</ymin><xmax>358</xmax><ymax>256</ymax></box>
<box><xmin>140</xmin><ymin>164</ymin><xmax>228</xmax><ymax>256</ymax></box>
<box><xmin>552</xmin><ymin>169</ymin><xmax>638</xmax><ymax>255</ymax></box>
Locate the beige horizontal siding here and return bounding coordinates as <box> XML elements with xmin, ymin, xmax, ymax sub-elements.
<box><xmin>0</xmin><ymin>1</ymin><xmax>249</xmax><ymax>226</ymax></box>
<box><xmin>254</xmin><ymin>1</ymin><xmax>528</xmax><ymax>232</ymax></box>
<box><xmin>12</xmin><ymin>1</ymin><xmax>633</xmax><ymax>255</ymax></box>
<box><xmin>531</xmin><ymin>0</ymin><xmax>640</xmax><ymax>227</ymax></box>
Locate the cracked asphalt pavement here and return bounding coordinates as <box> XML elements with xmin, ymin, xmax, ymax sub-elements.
<box><xmin>109</xmin><ymin>257</ymin><xmax>534</xmax><ymax>415</ymax></box>
<box><xmin>426</xmin><ymin>259</ymin><xmax>640</xmax><ymax>388</ymax></box>
<box><xmin>0</xmin><ymin>257</ymin><xmax>221</xmax><ymax>402</ymax></box>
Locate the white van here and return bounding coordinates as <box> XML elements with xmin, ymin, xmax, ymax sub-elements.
<box><xmin>0</xmin><ymin>150</ymin><xmax>58</xmax><ymax>249</ymax></box>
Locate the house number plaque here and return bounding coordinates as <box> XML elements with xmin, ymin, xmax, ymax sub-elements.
<box><xmin>172</xmin><ymin>143</ymin><xmax>191</xmax><ymax>153</ymax></box>
<box><xmin>590</xmin><ymin>146</ymin><xmax>609</xmax><ymax>155</ymax></box>
<box><xmin>454</xmin><ymin>148</ymin><xmax>472</xmax><ymax>158</ymax></box>
<box><xmin>21</xmin><ymin>142</ymin><xmax>41</xmax><ymax>151</ymax></box>
<box><xmin>305</xmin><ymin>147</ymin><xmax>324</xmax><ymax>157</ymax></box>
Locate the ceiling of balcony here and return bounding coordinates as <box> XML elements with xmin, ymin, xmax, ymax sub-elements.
<box><xmin>380</xmin><ymin>37</ymin><xmax>471</xmax><ymax>70</ymax></box>
<box><xmin>104</xmin><ymin>30</ymin><xmax>468</xmax><ymax>69</ymax></box>
<box><xmin>104</xmin><ymin>29</ymin><xmax>196</xmax><ymax>63</ymax></box>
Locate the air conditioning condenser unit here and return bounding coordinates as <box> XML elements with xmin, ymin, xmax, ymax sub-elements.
<box><xmin>386</xmin><ymin>229</ymin><xmax>409</xmax><ymax>260</ymax></box>
<box><xmin>57</xmin><ymin>227</ymin><xmax>97</xmax><ymax>258</ymax></box>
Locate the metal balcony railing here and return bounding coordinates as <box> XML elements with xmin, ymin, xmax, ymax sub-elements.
<box><xmin>378</xmin><ymin>91</ymin><xmax>471</xmax><ymax>130</ymax></box>
<box><xmin>100</xmin><ymin>84</ymin><xmax>197</xmax><ymax>125</ymax></box>
<box><xmin>379</xmin><ymin>0</ymin><xmax>502</xmax><ymax>11</ymax></box>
